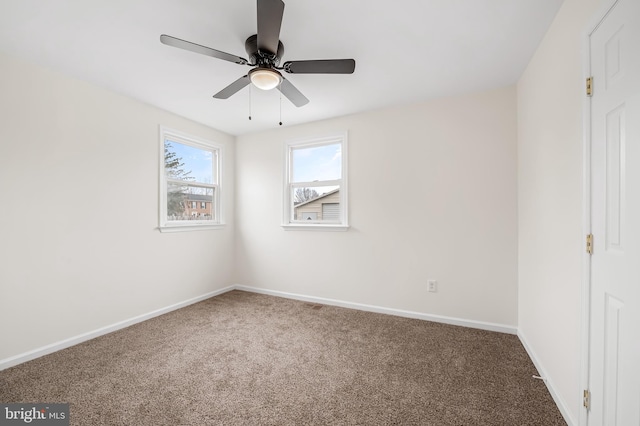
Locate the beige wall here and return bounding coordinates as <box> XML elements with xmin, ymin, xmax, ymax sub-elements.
<box><xmin>517</xmin><ymin>0</ymin><xmax>603</xmax><ymax>422</ymax></box>
<box><xmin>0</xmin><ymin>52</ymin><xmax>236</xmax><ymax>362</ymax></box>
<box><xmin>236</xmin><ymin>86</ymin><xmax>518</xmax><ymax>327</ymax></box>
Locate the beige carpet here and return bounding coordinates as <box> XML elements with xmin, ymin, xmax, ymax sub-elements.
<box><xmin>0</xmin><ymin>290</ymin><xmax>566</xmax><ymax>425</ymax></box>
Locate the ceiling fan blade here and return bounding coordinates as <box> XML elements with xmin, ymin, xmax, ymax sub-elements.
<box><xmin>213</xmin><ymin>75</ymin><xmax>251</xmax><ymax>99</ymax></box>
<box><xmin>277</xmin><ymin>77</ymin><xmax>309</xmax><ymax>107</ymax></box>
<box><xmin>161</xmin><ymin>34</ymin><xmax>248</xmax><ymax>65</ymax></box>
<box><xmin>257</xmin><ymin>0</ymin><xmax>285</xmax><ymax>55</ymax></box>
<box><xmin>284</xmin><ymin>59</ymin><xmax>356</xmax><ymax>74</ymax></box>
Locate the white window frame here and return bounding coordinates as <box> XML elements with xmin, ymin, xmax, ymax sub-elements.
<box><xmin>282</xmin><ymin>132</ymin><xmax>348</xmax><ymax>231</ymax></box>
<box><xmin>159</xmin><ymin>126</ymin><xmax>224</xmax><ymax>232</ymax></box>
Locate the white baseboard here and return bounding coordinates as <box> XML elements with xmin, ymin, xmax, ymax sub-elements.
<box><xmin>3</xmin><ymin>284</ymin><xmax>571</xmax><ymax>425</ymax></box>
<box><xmin>517</xmin><ymin>329</ymin><xmax>575</xmax><ymax>426</ymax></box>
<box><xmin>234</xmin><ymin>285</ymin><xmax>518</xmax><ymax>335</ymax></box>
<box><xmin>0</xmin><ymin>286</ymin><xmax>235</xmax><ymax>371</ymax></box>
<box><xmin>0</xmin><ymin>284</ymin><xmax>519</xmax><ymax>371</ymax></box>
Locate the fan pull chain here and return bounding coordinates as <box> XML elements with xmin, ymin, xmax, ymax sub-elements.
<box><xmin>279</xmin><ymin>82</ymin><xmax>283</xmax><ymax>126</ymax></box>
<box><xmin>248</xmin><ymin>84</ymin><xmax>252</xmax><ymax>121</ymax></box>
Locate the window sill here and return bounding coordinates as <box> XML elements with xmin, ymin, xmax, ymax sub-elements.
<box><xmin>158</xmin><ymin>223</ymin><xmax>225</xmax><ymax>233</ymax></box>
<box><xmin>281</xmin><ymin>224</ymin><xmax>349</xmax><ymax>232</ymax></box>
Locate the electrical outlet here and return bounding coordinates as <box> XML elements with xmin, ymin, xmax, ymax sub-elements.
<box><xmin>427</xmin><ymin>280</ymin><xmax>437</xmax><ymax>293</ymax></box>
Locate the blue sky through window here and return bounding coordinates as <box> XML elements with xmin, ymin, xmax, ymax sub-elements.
<box><xmin>292</xmin><ymin>143</ymin><xmax>341</xmax><ymax>183</ymax></box>
<box><xmin>166</xmin><ymin>140</ymin><xmax>214</xmax><ymax>184</ymax></box>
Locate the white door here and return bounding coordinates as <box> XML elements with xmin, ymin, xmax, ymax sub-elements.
<box><xmin>588</xmin><ymin>0</ymin><xmax>640</xmax><ymax>424</ymax></box>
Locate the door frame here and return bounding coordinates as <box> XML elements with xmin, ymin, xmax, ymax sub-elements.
<box><xmin>580</xmin><ymin>1</ymin><xmax>621</xmax><ymax>424</ymax></box>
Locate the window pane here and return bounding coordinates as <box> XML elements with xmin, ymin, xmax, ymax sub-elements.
<box><xmin>292</xmin><ymin>143</ymin><xmax>341</xmax><ymax>182</ymax></box>
<box><xmin>292</xmin><ymin>186</ymin><xmax>340</xmax><ymax>221</ymax></box>
<box><xmin>167</xmin><ymin>184</ymin><xmax>215</xmax><ymax>222</ymax></box>
<box><xmin>164</xmin><ymin>140</ymin><xmax>215</xmax><ymax>184</ymax></box>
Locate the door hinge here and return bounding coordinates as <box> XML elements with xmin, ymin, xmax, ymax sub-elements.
<box><xmin>583</xmin><ymin>389</ymin><xmax>591</xmax><ymax>410</ymax></box>
<box><xmin>586</xmin><ymin>234</ymin><xmax>594</xmax><ymax>255</ymax></box>
<box><xmin>586</xmin><ymin>77</ymin><xmax>593</xmax><ymax>96</ymax></box>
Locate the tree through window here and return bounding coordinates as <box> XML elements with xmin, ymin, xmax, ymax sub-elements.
<box><xmin>159</xmin><ymin>127</ymin><xmax>223</xmax><ymax>232</ymax></box>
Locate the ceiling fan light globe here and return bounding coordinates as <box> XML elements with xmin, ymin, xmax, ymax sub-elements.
<box><xmin>250</xmin><ymin>68</ymin><xmax>282</xmax><ymax>90</ymax></box>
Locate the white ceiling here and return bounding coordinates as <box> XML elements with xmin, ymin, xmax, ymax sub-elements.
<box><xmin>0</xmin><ymin>0</ymin><xmax>563</xmax><ymax>136</ymax></box>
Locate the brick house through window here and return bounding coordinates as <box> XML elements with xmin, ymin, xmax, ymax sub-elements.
<box><xmin>184</xmin><ymin>193</ymin><xmax>213</xmax><ymax>219</ymax></box>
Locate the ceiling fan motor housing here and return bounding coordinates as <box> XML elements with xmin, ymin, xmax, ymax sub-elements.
<box><xmin>245</xmin><ymin>34</ymin><xmax>284</xmax><ymax>67</ymax></box>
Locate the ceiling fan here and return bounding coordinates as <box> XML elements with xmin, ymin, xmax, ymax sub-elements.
<box><xmin>160</xmin><ymin>0</ymin><xmax>356</xmax><ymax>107</ymax></box>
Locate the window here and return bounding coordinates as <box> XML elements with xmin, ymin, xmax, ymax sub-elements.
<box><xmin>283</xmin><ymin>133</ymin><xmax>348</xmax><ymax>230</ymax></box>
<box><xmin>159</xmin><ymin>127</ymin><xmax>223</xmax><ymax>232</ymax></box>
